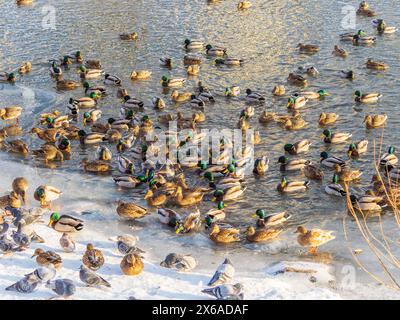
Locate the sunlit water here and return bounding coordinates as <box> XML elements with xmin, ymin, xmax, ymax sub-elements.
<box><xmin>1</xmin><ymin>0</ymin><xmax>400</xmax><ymax>289</ymax></box>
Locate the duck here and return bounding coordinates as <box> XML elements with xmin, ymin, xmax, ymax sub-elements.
<box><xmin>34</xmin><ymin>185</ymin><xmax>62</xmax><ymax>208</ymax></box>
<box><xmin>173</xmin><ymin>186</ymin><xmax>204</xmax><ymax>206</ymax></box>
<box><xmin>303</xmin><ymin>162</ymin><xmax>324</xmax><ymax>180</ymax></box>
<box><xmin>283</xmin><ymin>117</ymin><xmax>307</xmax><ymax>130</ymax></box>
<box><xmin>204</xmin><ymin>206</ymin><xmax>226</xmax><ymax>228</ymax></box>
<box><xmin>30</xmin><ymin>127</ymin><xmax>61</xmax><ymax>143</ymax></box>
<box><xmin>252</xmin><ymin>209</ymin><xmax>291</xmax><ymax>227</ymax></box>
<box><xmin>0</xmin><ymin>191</ymin><xmax>21</xmax><ymax>209</ymax></box>
<box><xmin>160</xmin><ymin>57</ymin><xmax>173</xmax><ymax>68</ymax></box>
<box><xmin>187</xmin><ymin>65</ymin><xmax>200</xmax><ymax>76</ymax></box>
<box><xmin>320</xmin><ymin>152</ymin><xmax>346</xmax><ymax>169</ymax></box>
<box><xmin>0</xmin><ymin>106</ymin><xmax>23</xmax><ymax>124</ymax></box>
<box><xmin>120</xmin><ymin>32</ymin><xmax>138</xmax><ymax>40</ymax></box>
<box><xmin>366</xmin><ymin>59</ymin><xmax>389</xmax><ymax>70</ymax></box>
<box><xmin>83</xmin><ymin>110</ymin><xmax>102</xmax><ymax>126</ymax></box>
<box><xmin>271</xmin><ymin>85</ymin><xmax>285</xmax><ymax>96</ymax></box>
<box><xmin>12</xmin><ymin>177</ymin><xmax>28</xmax><ymax>204</ymax></box>
<box><xmin>184</xmin><ymin>39</ymin><xmax>204</xmax><ymax>51</ymax></box>
<box><xmin>56</xmin><ymin>79</ymin><xmax>80</xmax><ymax>90</ymax></box>
<box><xmin>83</xmin><ymin>81</ymin><xmax>107</xmax><ymax>97</ymax></box>
<box><xmin>225</xmin><ymin>86</ymin><xmax>240</xmax><ymax>97</ymax></box>
<box><xmin>374</xmin><ymin>19</ymin><xmax>397</xmax><ymax>34</ymax></box>
<box><xmin>284</xmin><ymin>140</ymin><xmax>311</xmax><ymax>155</ymax></box>
<box><xmin>59</xmin><ymin>233</ymin><xmax>76</xmax><ymax>252</ymax></box>
<box><xmin>350</xmin><ymin>195</ymin><xmax>384</xmax><ymax>213</ymax></box>
<box><xmin>116</xmin><ymin>202</ymin><xmax>148</xmax><ymax>220</ymax></box>
<box><xmin>79</xmin><ymin>66</ymin><xmax>104</xmax><ymax>80</ymax></box>
<box><xmin>319</xmin><ymin>113</ymin><xmax>338</xmax><ymax>126</ymax></box>
<box><xmin>287</xmin><ymin>73</ymin><xmax>307</xmax><ymax>86</ymax></box>
<box><xmin>215</xmin><ymin>58</ymin><xmax>243</xmax><ymax>66</ymax></box>
<box><xmin>18</xmin><ymin>62</ymin><xmax>32</xmax><ymax>74</ymax></box>
<box><xmin>325</xmin><ymin>174</ymin><xmax>347</xmax><ymax>197</ymax></box>
<box><xmin>380</xmin><ymin>146</ymin><xmax>398</xmax><ymax>166</ymax></box>
<box><xmin>212</xmin><ymin>185</ymin><xmax>246</xmax><ymax>202</ymax></box>
<box><xmin>209</xmin><ymin>223</ymin><xmax>240</xmax><ymax>244</ymax></box>
<box><xmin>298</xmin><ymin>89</ymin><xmax>330</xmax><ymax>100</ymax></box>
<box><xmin>363</xmin><ymin>114</ymin><xmax>387</xmax><ymax>128</ymax></box>
<box><xmin>82</xmin><ymin>243</ymin><xmax>105</xmax><ymax>271</ymax></box>
<box><xmin>130</xmin><ymin>70</ymin><xmax>152</xmax><ymax>80</ymax></box>
<box><xmin>205</xmin><ymin>44</ymin><xmax>227</xmax><ymax>56</ymax></box>
<box><xmin>340</xmin><ymin>29</ymin><xmax>365</xmax><ymax>41</ymax></box>
<box><xmin>31</xmin><ymin>249</ymin><xmax>62</xmax><ymax>269</ymax></box>
<box><xmin>287</xmin><ymin>96</ymin><xmax>307</xmax><ymax>109</ymax></box>
<box><xmin>278</xmin><ymin>156</ymin><xmax>309</xmax><ymax>172</ymax></box>
<box><xmin>175</xmin><ymin>209</ymin><xmax>202</xmax><ymax>234</ymax></box>
<box><xmin>44</xmin><ymin>115</ymin><xmax>70</xmax><ymax>128</ymax></box>
<box><xmin>190</xmin><ymin>95</ymin><xmax>206</xmax><ymax>108</ymax></box>
<box><xmin>161</xmin><ymin>76</ymin><xmax>186</xmax><ymax>88</ymax></box>
<box><xmin>113</xmin><ymin>175</ymin><xmax>142</xmax><ymax>189</ymax></box>
<box><xmin>296</xmin><ymin>225</ymin><xmax>335</xmax><ymax>254</ymax></box>
<box><xmin>0</xmin><ymin>72</ymin><xmax>16</xmax><ymax>83</ymax></box>
<box><xmin>48</xmin><ymin>212</ymin><xmax>84</xmax><ymax>233</ymax></box>
<box><xmin>297</xmin><ymin>43</ymin><xmax>320</xmax><ymax>53</ymax></box>
<box><xmin>82</xmin><ymin>159</ymin><xmax>111</xmax><ymax>173</ymax></box>
<box><xmin>171</xmin><ymin>90</ymin><xmax>192</xmax><ymax>102</ymax></box>
<box><xmin>122</xmin><ymin>95</ymin><xmax>144</xmax><ymax>109</ymax></box>
<box><xmin>120</xmin><ymin>253</ymin><xmax>144</xmax><ymax>276</ymax></box>
<box><xmin>32</xmin><ymin>144</ymin><xmax>64</xmax><ymax>163</ymax></box>
<box><xmin>332</xmin><ymin>45</ymin><xmax>348</xmax><ymax>58</ymax></box>
<box><xmin>78</xmin><ymin>130</ymin><xmax>107</xmax><ymax>145</ymax></box>
<box><xmin>357</xmin><ymin>1</ymin><xmax>376</xmax><ymax>17</ymax></box>
<box><xmin>341</xmin><ymin>70</ymin><xmax>355</xmax><ymax>80</ymax></box>
<box><xmin>253</xmin><ymin>156</ymin><xmax>269</xmax><ymax>175</ymax></box>
<box><xmin>144</xmin><ymin>189</ymin><xmax>168</xmax><ymax>206</ymax></box>
<box><xmin>347</xmin><ymin>140</ymin><xmax>368</xmax><ymax>158</ymax></box>
<box><xmin>157</xmin><ymin>208</ymin><xmax>182</xmax><ymax>227</ymax></box>
<box><xmin>238</xmin><ymin>1</ymin><xmax>252</xmax><ymax>9</ymax></box>
<box><xmin>277</xmin><ymin>177</ymin><xmax>310</xmax><ymax>193</ymax></box>
<box><xmin>353</xmin><ymin>34</ymin><xmax>376</xmax><ymax>45</ymax></box>
<box><xmin>6</xmin><ymin>140</ymin><xmax>29</xmax><ymax>156</ymax></box>
<box><xmin>246</xmin><ymin>226</ymin><xmax>282</xmax><ymax>243</ymax></box>
<box><xmin>322</xmin><ymin>129</ymin><xmax>352</xmax><ymax>144</ymax></box>
<box><xmin>334</xmin><ymin>164</ymin><xmax>362</xmax><ymax>182</ymax></box>
<box><xmin>183</xmin><ymin>54</ymin><xmax>202</xmax><ymax>65</ymax></box>
<box><xmin>104</xmin><ymin>73</ymin><xmax>121</xmax><ymax>86</ymax></box>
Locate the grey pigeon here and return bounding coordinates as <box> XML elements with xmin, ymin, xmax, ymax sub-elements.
<box><xmin>201</xmin><ymin>283</ymin><xmax>244</xmax><ymax>300</ymax></box>
<box><xmin>5</xmin><ymin>277</ymin><xmax>40</xmax><ymax>293</ymax></box>
<box><xmin>6</xmin><ymin>207</ymin><xmax>44</xmax><ymax>226</ymax></box>
<box><xmin>160</xmin><ymin>253</ymin><xmax>197</xmax><ymax>272</ymax></box>
<box><xmin>109</xmin><ymin>235</ymin><xmax>140</xmax><ymax>255</ymax></box>
<box><xmin>79</xmin><ymin>265</ymin><xmax>111</xmax><ymax>288</ymax></box>
<box><xmin>12</xmin><ymin>223</ymin><xmax>30</xmax><ymax>249</ymax></box>
<box><xmin>0</xmin><ymin>221</ymin><xmax>9</xmax><ymax>235</ymax></box>
<box><xmin>208</xmin><ymin>258</ymin><xmax>235</xmax><ymax>286</ymax></box>
<box><xmin>46</xmin><ymin>279</ymin><xmax>76</xmax><ymax>297</ymax></box>
<box><xmin>25</xmin><ymin>266</ymin><xmax>57</xmax><ymax>283</ymax></box>
<box><xmin>0</xmin><ymin>235</ymin><xmax>20</xmax><ymax>254</ymax></box>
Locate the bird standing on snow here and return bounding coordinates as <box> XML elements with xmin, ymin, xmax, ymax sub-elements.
<box><xmin>208</xmin><ymin>258</ymin><xmax>235</xmax><ymax>286</ymax></box>
<box><xmin>79</xmin><ymin>265</ymin><xmax>111</xmax><ymax>288</ymax></box>
<box><xmin>160</xmin><ymin>253</ymin><xmax>197</xmax><ymax>272</ymax></box>
<box><xmin>202</xmin><ymin>283</ymin><xmax>244</xmax><ymax>300</ymax></box>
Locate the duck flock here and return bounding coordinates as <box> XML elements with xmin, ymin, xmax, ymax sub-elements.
<box><xmin>0</xmin><ymin>0</ymin><xmax>399</xmax><ymax>299</ymax></box>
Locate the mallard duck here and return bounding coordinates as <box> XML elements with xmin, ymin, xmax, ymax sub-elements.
<box><xmin>215</xmin><ymin>58</ymin><xmax>244</xmax><ymax>66</ymax></box>
<box><xmin>325</xmin><ymin>174</ymin><xmax>347</xmax><ymax>196</ymax></box>
<box><xmin>173</xmin><ymin>186</ymin><xmax>204</xmax><ymax>206</ymax></box>
<box><xmin>374</xmin><ymin>19</ymin><xmax>397</xmax><ymax>34</ymax></box>
<box><xmin>161</xmin><ymin>76</ymin><xmax>186</xmax><ymax>88</ymax></box>
<box><xmin>350</xmin><ymin>195</ymin><xmax>384</xmax><ymax>213</ymax></box>
<box><xmin>366</xmin><ymin>59</ymin><xmax>388</xmax><ymax>70</ymax></box>
<box><xmin>278</xmin><ymin>156</ymin><xmax>309</xmax><ymax>172</ymax></box>
<box><xmin>287</xmin><ymin>73</ymin><xmax>307</xmax><ymax>86</ymax></box>
<box><xmin>48</xmin><ymin>212</ymin><xmax>83</xmax><ymax>233</ymax></box>
<box><xmin>104</xmin><ymin>73</ymin><xmax>121</xmax><ymax>86</ymax></box>
<box><xmin>277</xmin><ymin>177</ymin><xmax>310</xmax><ymax>193</ymax></box>
<box><xmin>120</xmin><ymin>32</ymin><xmax>138</xmax><ymax>40</ymax></box>
<box><xmin>175</xmin><ymin>209</ymin><xmax>201</xmax><ymax>234</ymax></box>
<box><xmin>16</xmin><ymin>0</ymin><xmax>33</xmax><ymax>5</ymax></box>
<box><xmin>238</xmin><ymin>1</ymin><xmax>252</xmax><ymax>9</ymax></box>
<box><xmin>252</xmin><ymin>209</ymin><xmax>291</xmax><ymax>227</ymax></box>
<box><xmin>56</xmin><ymin>79</ymin><xmax>80</xmax><ymax>90</ymax></box>
<box><xmin>284</xmin><ymin>140</ymin><xmax>311</xmax><ymax>155</ymax></box>
<box><xmin>297</xmin><ymin>43</ymin><xmax>320</xmax><ymax>53</ymax></box>
<box><xmin>296</xmin><ymin>225</ymin><xmax>335</xmax><ymax>254</ymax></box>
<box><xmin>83</xmin><ymin>110</ymin><xmax>102</xmax><ymax>126</ymax></box>
<box><xmin>187</xmin><ymin>64</ymin><xmax>200</xmax><ymax>76</ymax></box>
<box><xmin>334</xmin><ymin>164</ymin><xmax>362</xmax><ymax>182</ymax></box>
<box><xmin>246</xmin><ymin>226</ymin><xmax>282</xmax><ymax>242</ymax></box>
<box><xmin>6</xmin><ymin>140</ymin><xmax>28</xmax><ymax>155</ymax></box>
<box><xmin>284</xmin><ymin>117</ymin><xmax>307</xmax><ymax>130</ymax></box>
<box><xmin>34</xmin><ymin>185</ymin><xmax>62</xmax><ymax>208</ymax></box>
<box><xmin>84</xmin><ymin>59</ymin><xmax>101</xmax><ymax>69</ymax></box>
<box><xmin>205</xmin><ymin>44</ymin><xmax>227</xmax><ymax>56</ymax></box>
<box><xmin>0</xmin><ymin>191</ymin><xmax>21</xmax><ymax>209</ymax></box>
<box><xmin>18</xmin><ymin>62</ymin><xmax>32</xmax><ymax>74</ymax></box>
<box><xmin>303</xmin><ymin>162</ymin><xmax>324</xmax><ymax>180</ymax></box>
<box><xmin>144</xmin><ymin>189</ymin><xmax>168</xmax><ymax>206</ymax></box>
<box><xmin>183</xmin><ymin>54</ymin><xmax>202</xmax><ymax>65</ymax></box>
<box><xmin>287</xmin><ymin>96</ymin><xmax>307</xmax><ymax>109</ymax></box>
<box><xmin>113</xmin><ymin>175</ymin><xmax>141</xmax><ymax>189</ymax></box>
<box><xmin>0</xmin><ymin>72</ymin><xmax>16</xmax><ymax>83</ymax></box>
<box><xmin>319</xmin><ymin>112</ymin><xmax>338</xmax><ymax>126</ymax></box>
<box><xmin>157</xmin><ymin>208</ymin><xmax>182</xmax><ymax>227</ymax></box>
<box><xmin>209</xmin><ymin>223</ymin><xmax>240</xmax><ymax>244</ymax></box>
<box><xmin>212</xmin><ymin>186</ymin><xmax>246</xmax><ymax>202</ymax></box>
<box><xmin>184</xmin><ymin>39</ymin><xmax>204</xmax><ymax>51</ymax></box>
<box><xmin>160</xmin><ymin>57</ymin><xmax>173</xmax><ymax>68</ymax></box>
<box><xmin>79</xmin><ymin>66</ymin><xmax>104</xmax><ymax>80</ymax></box>
<box><xmin>225</xmin><ymin>86</ymin><xmax>240</xmax><ymax>97</ymax></box>
<box><xmin>32</xmin><ymin>144</ymin><xmax>64</xmax><ymax>163</ymax></box>
<box><xmin>341</xmin><ymin>70</ymin><xmax>355</xmax><ymax>80</ymax></box>
<box><xmin>380</xmin><ymin>146</ymin><xmax>398</xmax><ymax>166</ymax></box>
<box><xmin>32</xmin><ymin>249</ymin><xmax>62</xmax><ymax>269</ymax></box>
<box><xmin>364</xmin><ymin>114</ymin><xmax>387</xmax><ymax>128</ymax></box>
<box><xmin>298</xmin><ymin>90</ymin><xmax>330</xmax><ymax>100</ymax></box>
<box><xmin>82</xmin><ymin>159</ymin><xmax>111</xmax><ymax>173</ymax></box>
<box><xmin>120</xmin><ymin>253</ymin><xmax>144</xmax><ymax>276</ymax></box>
<box><xmin>30</xmin><ymin>127</ymin><xmax>60</xmax><ymax>143</ymax></box>
<box><xmin>130</xmin><ymin>70</ymin><xmax>151</xmax><ymax>80</ymax></box>
<box><xmin>116</xmin><ymin>202</ymin><xmax>148</xmax><ymax>220</ymax></box>
<box><xmin>332</xmin><ymin>45</ymin><xmax>348</xmax><ymax>58</ymax></box>
<box><xmin>1</xmin><ymin>124</ymin><xmax>22</xmax><ymax>137</ymax></box>
<box><xmin>83</xmin><ymin>81</ymin><xmax>107</xmax><ymax>97</ymax></box>
<box><xmin>320</xmin><ymin>152</ymin><xmax>346</xmax><ymax>169</ymax></box>
<box><xmin>12</xmin><ymin>177</ymin><xmax>28</xmax><ymax>204</ymax></box>
<box><xmin>0</xmin><ymin>106</ymin><xmax>23</xmax><ymax>123</ymax></box>
<box><xmin>96</xmin><ymin>146</ymin><xmax>112</xmax><ymax>162</ymax></box>
<box><xmin>171</xmin><ymin>90</ymin><xmax>192</xmax><ymax>102</ymax></box>
<box><xmin>69</xmin><ymin>96</ymin><xmax>97</xmax><ymax>109</ymax></box>
<box><xmin>357</xmin><ymin>1</ymin><xmax>376</xmax><ymax>17</ymax></box>
<box><xmin>340</xmin><ymin>29</ymin><xmax>365</xmax><ymax>41</ymax></box>
<box><xmin>272</xmin><ymin>85</ymin><xmax>285</xmax><ymax>96</ymax></box>
<box><xmin>347</xmin><ymin>140</ymin><xmax>368</xmax><ymax>158</ymax></box>
<box><xmin>204</xmin><ymin>206</ymin><xmax>226</xmax><ymax>227</ymax></box>
<box><xmin>82</xmin><ymin>243</ymin><xmax>105</xmax><ymax>271</ymax></box>
<box><xmin>353</xmin><ymin>34</ymin><xmax>376</xmax><ymax>45</ymax></box>
<box><xmin>59</xmin><ymin>233</ymin><xmax>76</xmax><ymax>252</ymax></box>
<box><xmin>322</xmin><ymin>129</ymin><xmax>352</xmax><ymax>144</ymax></box>
<box><xmin>78</xmin><ymin>130</ymin><xmax>106</xmax><ymax>145</ymax></box>
<box><xmin>300</xmin><ymin>64</ymin><xmax>320</xmax><ymax>76</ymax></box>
<box><xmin>253</xmin><ymin>156</ymin><xmax>269</xmax><ymax>175</ymax></box>
<box><xmin>44</xmin><ymin>115</ymin><xmax>70</xmax><ymax>128</ymax></box>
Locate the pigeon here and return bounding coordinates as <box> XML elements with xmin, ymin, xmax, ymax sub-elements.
<box><xmin>5</xmin><ymin>277</ymin><xmax>40</xmax><ymax>293</ymax></box>
<box><xmin>59</xmin><ymin>233</ymin><xmax>76</xmax><ymax>252</ymax></box>
<box><xmin>0</xmin><ymin>221</ymin><xmax>9</xmax><ymax>235</ymax></box>
<box><xmin>160</xmin><ymin>253</ymin><xmax>197</xmax><ymax>272</ymax></box>
<box><xmin>201</xmin><ymin>283</ymin><xmax>244</xmax><ymax>300</ymax></box>
<box><xmin>208</xmin><ymin>258</ymin><xmax>235</xmax><ymax>286</ymax></box>
<box><xmin>24</xmin><ymin>266</ymin><xmax>57</xmax><ymax>283</ymax></box>
<box><xmin>46</xmin><ymin>279</ymin><xmax>76</xmax><ymax>297</ymax></box>
<box><xmin>12</xmin><ymin>223</ymin><xmax>31</xmax><ymax>249</ymax></box>
<box><xmin>0</xmin><ymin>235</ymin><xmax>20</xmax><ymax>255</ymax></box>
<box><xmin>79</xmin><ymin>265</ymin><xmax>111</xmax><ymax>287</ymax></box>
<box><xmin>5</xmin><ymin>207</ymin><xmax>44</xmax><ymax>226</ymax></box>
<box><xmin>109</xmin><ymin>234</ymin><xmax>143</xmax><ymax>255</ymax></box>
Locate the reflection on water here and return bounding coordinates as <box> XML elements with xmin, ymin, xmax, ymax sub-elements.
<box><xmin>1</xmin><ymin>0</ymin><xmax>400</xmax><ymax>280</ymax></box>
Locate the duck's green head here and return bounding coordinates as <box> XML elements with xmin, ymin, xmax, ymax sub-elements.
<box><xmin>149</xmin><ymin>179</ymin><xmax>157</xmax><ymax>188</ymax></box>
<box><xmin>288</xmin><ymin>97</ymin><xmax>295</xmax><ymax>105</ymax></box>
<box><xmin>63</xmin><ymin>56</ymin><xmax>70</xmax><ymax>64</ymax></box>
<box><xmin>318</xmin><ymin>89</ymin><xmax>329</xmax><ymax>97</ymax></box>
<box><xmin>332</xmin><ymin>174</ymin><xmax>339</xmax><ymax>184</ymax></box>
<box><xmin>83</xmin><ymin>81</ymin><xmax>90</xmax><ymax>89</ymax></box>
<box><xmin>89</xmin><ymin>92</ymin><xmax>98</xmax><ymax>99</ymax></box>
<box><xmin>214</xmin><ymin>189</ymin><xmax>225</xmax><ymax>198</ymax></box>
<box><xmin>206</xmin><ymin>44</ymin><xmax>212</xmax><ymax>50</ymax></box>
<box><xmin>83</xmin><ymin>112</ymin><xmax>90</xmax><ymax>119</ymax></box>
<box><xmin>161</xmin><ymin>75</ymin><xmax>168</xmax><ymax>82</ymax></box>
<box><xmin>205</xmin><ymin>216</ymin><xmax>213</xmax><ymax>226</ymax></box>
<box><xmin>217</xmin><ymin>201</ymin><xmax>225</xmax><ymax>210</ymax></box>
<box><xmin>48</xmin><ymin>212</ymin><xmax>60</xmax><ymax>226</ymax></box>
<box><xmin>141</xmin><ymin>115</ymin><xmax>150</xmax><ymax>122</ymax></box>
<box><xmin>141</xmin><ymin>144</ymin><xmax>148</xmax><ymax>153</ymax></box>
<box><xmin>388</xmin><ymin>146</ymin><xmax>395</xmax><ymax>154</ymax></box>
<box><xmin>320</xmin><ymin>151</ymin><xmax>329</xmax><ymax>160</ymax></box>
<box><xmin>284</xmin><ymin>144</ymin><xmax>294</xmax><ymax>152</ymax></box>
<box><xmin>78</xmin><ymin>129</ymin><xmax>86</xmax><ymax>137</ymax></box>
<box><xmin>7</xmin><ymin>73</ymin><xmax>16</xmax><ymax>82</ymax></box>
<box><xmin>255</xmin><ymin>209</ymin><xmax>266</xmax><ymax>219</ymax></box>
<box><xmin>354</xmin><ymin>90</ymin><xmax>362</xmax><ymax>97</ymax></box>
<box><xmin>137</xmin><ymin>175</ymin><xmax>147</xmax><ymax>183</ymax></box>
<box><xmin>76</xmin><ymin>51</ymin><xmax>82</xmax><ymax>58</ymax></box>
<box><xmin>46</xmin><ymin>116</ymin><xmax>54</xmax><ymax>124</ymax></box>
<box><xmin>184</xmin><ymin>39</ymin><xmax>191</xmax><ymax>45</ymax></box>
<box><xmin>322</xmin><ymin>129</ymin><xmax>332</xmax><ymax>138</ymax></box>
<box><xmin>348</xmin><ymin>143</ymin><xmax>357</xmax><ymax>157</ymax></box>
<box><xmin>357</xmin><ymin>29</ymin><xmax>366</xmax><ymax>36</ymax></box>
<box><xmin>79</xmin><ymin>65</ymin><xmax>86</xmax><ymax>73</ymax></box>
<box><xmin>278</xmin><ymin>155</ymin><xmax>288</xmax><ymax>164</ymax></box>
<box><xmin>59</xmin><ymin>138</ymin><xmax>70</xmax><ymax>151</ymax></box>
<box><xmin>204</xmin><ymin>171</ymin><xmax>214</xmax><ymax>181</ymax></box>
<box><xmin>227</xmin><ymin>163</ymin><xmax>236</xmax><ymax>173</ymax></box>
<box><xmin>215</xmin><ymin>58</ymin><xmax>224</xmax><ymax>64</ymax></box>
